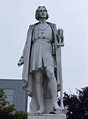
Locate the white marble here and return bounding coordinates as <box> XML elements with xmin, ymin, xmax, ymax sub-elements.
<box><xmin>18</xmin><ymin>6</ymin><xmax>65</xmax><ymax>115</ymax></box>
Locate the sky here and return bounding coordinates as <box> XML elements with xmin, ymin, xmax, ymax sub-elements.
<box><xmin>0</xmin><ymin>0</ymin><xmax>88</xmax><ymax>94</ymax></box>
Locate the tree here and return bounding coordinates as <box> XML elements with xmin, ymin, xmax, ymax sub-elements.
<box><xmin>14</xmin><ymin>111</ymin><xmax>27</xmax><ymax>119</ymax></box>
<box><xmin>0</xmin><ymin>88</ymin><xmax>27</xmax><ymax>119</ymax></box>
<box><xmin>59</xmin><ymin>86</ymin><xmax>88</xmax><ymax>119</ymax></box>
<box><xmin>0</xmin><ymin>88</ymin><xmax>15</xmax><ymax>119</ymax></box>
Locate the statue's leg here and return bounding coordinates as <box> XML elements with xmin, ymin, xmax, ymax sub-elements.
<box><xmin>34</xmin><ymin>69</ymin><xmax>45</xmax><ymax>113</ymax></box>
<box><xmin>45</xmin><ymin>66</ymin><xmax>62</xmax><ymax>110</ymax></box>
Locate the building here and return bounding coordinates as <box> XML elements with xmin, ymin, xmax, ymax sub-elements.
<box><xmin>0</xmin><ymin>79</ymin><xmax>28</xmax><ymax>112</ymax></box>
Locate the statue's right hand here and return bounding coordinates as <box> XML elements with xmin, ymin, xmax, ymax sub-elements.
<box><xmin>17</xmin><ymin>57</ymin><xmax>24</xmax><ymax>66</ymax></box>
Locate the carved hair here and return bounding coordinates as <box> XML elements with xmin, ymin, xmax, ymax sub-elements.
<box><xmin>35</xmin><ymin>6</ymin><xmax>49</xmax><ymax>20</ymax></box>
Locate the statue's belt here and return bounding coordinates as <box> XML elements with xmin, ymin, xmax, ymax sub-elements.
<box><xmin>33</xmin><ymin>38</ymin><xmax>52</xmax><ymax>44</ymax></box>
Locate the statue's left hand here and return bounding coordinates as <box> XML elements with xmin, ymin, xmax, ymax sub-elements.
<box><xmin>58</xmin><ymin>28</ymin><xmax>63</xmax><ymax>37</ymax></box>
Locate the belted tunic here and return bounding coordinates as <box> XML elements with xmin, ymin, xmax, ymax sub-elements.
<box><xmin>30</xmin><ymin>24</ymin><xmax>55</xmax><ymax>72</ymax></box>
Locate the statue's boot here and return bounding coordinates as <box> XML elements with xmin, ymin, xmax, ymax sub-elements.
<box><xmin>53</xmin><ymin>103</ymin><xmax>62</xmax><ymax>111</ymax></box>
<box><xmin>34</xmin><ymin>109</ymin><xmax>45</xmax><ymax>114</ymax></box>
<box><xmin>51</xmin><ymin>90</ymin><xmax>62</xmax><ymax>111</ymax></box>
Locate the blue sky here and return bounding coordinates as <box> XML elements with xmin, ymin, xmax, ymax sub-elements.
<box><xmin>0</xmin><ymin>0</ymin><xmax>88</xmax><ymax>94</ymax></box>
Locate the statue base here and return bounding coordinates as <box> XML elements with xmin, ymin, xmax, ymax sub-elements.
<box><xmin>28</xmin><ymin>113</ymin><xmax>66</xmax><ymax>119</ymax></box>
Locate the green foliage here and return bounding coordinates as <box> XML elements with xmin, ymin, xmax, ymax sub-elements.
<box><xmin>59</xmin><ymin>86</ymin><xmax>88</xmax><ymax>119</ymax></box>
<box><xmin>0</xmin><ymin>88</ymin><xmax>27</xmax><ymax>119</ymax></box>
<box><xmin>0</xmin><ymin>88</ymin><xmax>7</xmax><ymax>107</ymax></box>
<box><xmin>0</xmin><ymin>88</ymin><xmax>15</xmax><ymax>119</ymax></box>
<box><xmin>14</xmin><ymin>111</ymin><xmax>27</xmax><ymax>119</ymax></box>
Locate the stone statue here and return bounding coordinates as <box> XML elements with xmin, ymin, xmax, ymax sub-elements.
<box><xmin>18</xmin><ymin>6</ymin><xmax>64</xmax><ymax>115</ymax></box>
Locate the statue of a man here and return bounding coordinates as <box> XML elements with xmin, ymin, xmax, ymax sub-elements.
<box><xmin>18</xmin><ymin>6</ymin><xmax>64</xmax><ymax>114</ymax></box>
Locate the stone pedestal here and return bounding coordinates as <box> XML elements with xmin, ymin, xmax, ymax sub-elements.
<box><xmin>28</xmin><ymin>114</ymin><xmax>66</xmax><ymax>119</ymax></box>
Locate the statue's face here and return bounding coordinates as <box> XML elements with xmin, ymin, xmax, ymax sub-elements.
<box><xmin>38</xmin><ymin>7</ymin><xmax>47</xmax><ymax>19</ymax></box>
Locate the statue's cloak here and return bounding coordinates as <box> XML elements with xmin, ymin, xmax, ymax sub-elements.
<box><xmin>22</xmin><ymin>22</ymin><xmax>60</xmax><ymax>96</ymax></box>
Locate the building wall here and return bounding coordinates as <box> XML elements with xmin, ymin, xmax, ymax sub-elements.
<box><xmin>0</xmin><ymin>79</ymin><xmax>28</xmax><ymax>112</ymax></box>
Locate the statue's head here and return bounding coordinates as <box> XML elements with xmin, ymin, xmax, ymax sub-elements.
<box><xmin>35</xmin><ymin>6</ymin><xmax>49</xmax><ymax>20</ymax></box>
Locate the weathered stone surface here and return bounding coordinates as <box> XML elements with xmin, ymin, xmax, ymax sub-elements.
<box><xmin>30</xmin><ymin>96</ymin><xmax>53</xmax><ymax>114</ymax></box>
<box><xmin>18</xmin><ymin>5</ymin><xmax>65</xmax><ymax>117</ymax></box>
<box><xmin>28</xmin><ymin>114</ymin><xmax>66</xmax><ymax>119</ymax></box>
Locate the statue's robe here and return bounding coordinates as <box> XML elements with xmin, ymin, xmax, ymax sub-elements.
<box><xmin>21</xmin><ymin>22</ymin><xmax>61</xmax><ymax>113</ymax></box>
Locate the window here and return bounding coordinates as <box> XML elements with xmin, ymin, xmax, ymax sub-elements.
<box><xmin>4</xmin><ymin>89</ymin><xmax>14</xmax><ymax>104</ymax></box>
